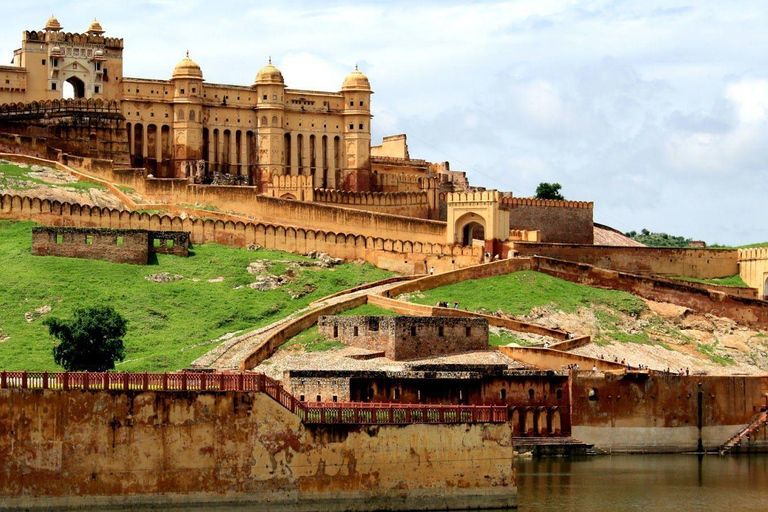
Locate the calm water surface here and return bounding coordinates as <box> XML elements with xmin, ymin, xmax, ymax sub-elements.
<box><xmin>90</xmin><ymin>454</ymin><xmax>768</xmax><ymax>511</ymax></box>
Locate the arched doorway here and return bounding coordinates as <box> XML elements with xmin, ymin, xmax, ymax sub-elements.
<box><xmin>63</xmin><ymin>76</ymin><xmax>85</xmax><ymax>99</ymax></box>
<box><xmin>764</xmin><ymin>275</ymin><xmax>768</xmax><ymax>300</ymax></box>
<box><xmin>454</xmin><ymin>212</ymin><xmax>487</xmax><ymax>247</ymax></box>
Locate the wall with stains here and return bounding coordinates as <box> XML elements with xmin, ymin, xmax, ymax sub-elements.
<box><xmin>571</xmin><ymin>373</ymin><xmax>768</xmax><ymax>452</ymax></box>
<box><xmin>0</xmin><ymin>389</ymin><xmax>516</xmax><ymax>510</ymax></box>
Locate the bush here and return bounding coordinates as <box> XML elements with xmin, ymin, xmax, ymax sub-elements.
<box><xmin>44</xmin><ymin>306</ymin><xmax>127</xmax><ymax>371</ymax></box>
<box><xmin>535</xmin><ymin>182</ymin><xmax>565</xmax><ymax>200</ymax></box>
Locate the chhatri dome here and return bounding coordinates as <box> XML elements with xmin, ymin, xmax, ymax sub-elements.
<box><xmin>342</xmin><ymin>65</ymin><xmax>371</xmax><ymax>91</ymax></box>
<box><xmin>87</xmin><ymin>19</ymin><xmax>105</xmax><ymax>35</ymax></box>
<box><xmin>172</xmin><ymin>52</ymin><xmax>203</xmax><ymax>79</ymax></box>
<box><xmin>254</xmin><ymin>58</ymin><xmax>285</xmax><ymax>85</ymax></box>
<box><xmin>44</xmin><ymin>15</ymin><xmax>62</xmax><ymax>32</ymax></box>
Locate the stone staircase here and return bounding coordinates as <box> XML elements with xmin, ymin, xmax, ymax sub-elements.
<box><xmin>514</xmin><ymin>436</ymin><xmax>597</xmax><ymax>457</ymax></box>
<box><xmin>719</xmin><ymin>410</ymin><xmax>768</xmax><ymax>455</ymax></box>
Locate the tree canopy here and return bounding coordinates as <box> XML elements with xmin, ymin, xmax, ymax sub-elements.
<box><xmin>44</xmin><ymin>306</ymin><xmax>127</xmax><ymax>372</ymax></box>
<box><xmin>535</xmin><ymin>182</ymin><xmax>565</xmax><ymax>200</ymax></box>
<box><xmin>625</xmin><ymin>229</ymin><xmax>692</xmax><ymax>248</ymax></box>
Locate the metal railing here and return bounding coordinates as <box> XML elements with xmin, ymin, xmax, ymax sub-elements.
<box><xmin>0</xmin><ymin>371</ymin><xmax>508</xmax><ymax>425</ymax></box>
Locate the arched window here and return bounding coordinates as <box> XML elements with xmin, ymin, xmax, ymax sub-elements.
<box><xmin>261</xmin><ymin>116</ymin><xmax>267</xmax><ymax>126</ymax></box>
<box><xmin>189</xmin><ymin>110</ymin><xmax>195</xmax><ymax>121</ymax></box>
<box><xmin>177</xmin><ymin>110</ymin><xmax>184</xmax><ymax>121</ymax></box>
<box><xmin>272</xmin><ymin>115</ymin><xmax>278</xmax><ymax>126</ymax></box>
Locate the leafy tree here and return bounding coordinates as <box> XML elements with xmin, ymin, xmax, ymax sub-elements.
<box><xmin>624</xmin><ymin>229</ymin><xmax>693</xmax><ymax>248</ymax></box>
<box><xmin>44</xmin><ymin>306</ymin><xmax>127</xmax><ymax>372</ymax></box>
<box><xmin>535</xmin><ymin>182</ymin><xmax>565</xmax><ymax>200</ymax></box>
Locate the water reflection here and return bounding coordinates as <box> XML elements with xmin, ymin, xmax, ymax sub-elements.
<box><xmin>84</xmin><ymin>455</ymin><xmax>768</xmax><ymax>511</ymax></box>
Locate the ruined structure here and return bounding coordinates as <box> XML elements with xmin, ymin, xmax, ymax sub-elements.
<box><xmin>31</xmin><ymin>226</ymin><xmax>189</xmax><ymax>264</ymax></box>
<box><xmin>318</xmin><ymin>315</ymin><xmax>489</xmax><ymax>360</ymax></box>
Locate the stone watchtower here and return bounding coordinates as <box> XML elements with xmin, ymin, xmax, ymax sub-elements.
<box><xmin>446</xmin><ymin>191</ymin><xmax>511</xmax><ymax>255</ymax></box>
<box><xmin>340</xmin><ymin>66</ymin><xmax>373</xmax><ymax>192</ymax></box>
<box><xmin>253</xmin><ymin>59</ymin><xmax>287</xmax><ymax>192</ymax></box>
<box><xmin>171</xmin><ymin>53</ymin><xmax>204</xmax><ymax>179</ymax></box>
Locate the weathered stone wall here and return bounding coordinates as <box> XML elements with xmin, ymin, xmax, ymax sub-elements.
<box><xmin>318</xmin><ymin>315</ymin><xmax>489</xmax><ymax>360</ymax></box>
<box><xmin>31</xmin><ymin>226</ymin><xmax>149</xmax><ymax>264</ymax></box>
<box><xmin>739</xmin><ymin>247</ymin><xmax>768</xmax><ymax>299</ymax></box>
<box><xmin>571</xmin><ymin>373</ymin><xmax>768</xmax><ymax>452</ymax></box>
<box><xmin>0</xmin><ymin>194</ymin><xmax>483</xmax><ymax>274</ymax></box>
<box><xmin>0</xmin><ymin>389</ymin><xmax>517</xmax><ymax>510</ymax></box>
<box><xmin>313</xmin><ymin>189</ymin><xmax>430</xmax><ymax>219</ymax></box>
<box><xmin>503</xmin><ymin>198</ymin><xmax>594</xmax><ymax>244</ymax></box>
<box><xmin>515</xmin><ymin>242</ymin><xmax>739</xmax><ymax>280</ymax></box>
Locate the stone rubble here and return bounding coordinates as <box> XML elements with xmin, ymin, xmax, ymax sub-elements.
<box><xmin>145</xmin><ymin>272</ymin><xmax>183</xmax><ymax>283</ymax></box>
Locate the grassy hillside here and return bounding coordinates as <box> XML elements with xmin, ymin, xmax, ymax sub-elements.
<box><xmin>403</xmin><ymin>271</ymin><xmax>648</xmax><ymax>318</ymax></box>
<box><xmin>0</xmin><ymin>220</ymin><xmax>392</xmax><ymax>371</ymax></box>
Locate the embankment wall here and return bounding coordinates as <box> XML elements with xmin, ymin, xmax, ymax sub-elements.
<box><xmin>515</xmin><ymin>242</ymin><xmax>739</xmax><ymax>280</ymax></box>
<box><xmin>571</xmin><ymin>373</ymin><xmax>768</xmax><ymax>452</ymax></box>
<box><xmin>0</xmin><ymin>389</ymin><xmax>516</xmax><ymax>510</ymax></box>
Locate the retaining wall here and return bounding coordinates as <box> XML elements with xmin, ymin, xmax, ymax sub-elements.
<box><xmin>0</xmin><ymin>388</ymin><xmax>516</xmax><ymax>510</ymax></box>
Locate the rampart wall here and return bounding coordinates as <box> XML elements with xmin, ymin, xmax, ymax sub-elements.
<box><xmin>531</xmin><ymin>256</ymin><xmax>768</xmax><ymax>329</ymax></box>
<box><xmin>502</xmin><ymin>197</ymin><xmax>594</xmax><ymax>244</ymax></box>
<box><xmin>515</xmin><ymin>242</ymin><xmax>739</xmax><ymax>280</ymax></box>
<box><xmin>739</xmin><ymin>247</ymin><xmax>768</xmax><ymax>299</ymax></box>
<box><xmin>313</xmin><ymin>188</ymin><xmax>430</xmax><ymax>219</ymax></box>
<box><xmin>571</xmin><ymin>373</ymin><xmax>768</xmax><ymax>452</ymax></box>
<box><xmin>0</xmin><ymin>194</ymin><xmax>482</xmax><ymax>273</ymax></box>
<box><xmin>0</xmin><ymin>388</ymin><xmax>516</xmax><ymax>510</ymax></box>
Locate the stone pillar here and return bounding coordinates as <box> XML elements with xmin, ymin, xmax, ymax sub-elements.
<box><xmin>215</xmin><ymin>132</ymin><xmax>222</xmax><ymax>174</ymax></box>
<box><xmin>229</xmin><ymin>133</ymin><xmax>237</xmax><ymax>174</ymax></box>
<box><xmin>155</xmin><ymin>131</ymin><xmax>163</xmax><ymax>176</ymax></box>
<box><xmin>128</xmin><ymin>125</ymin><xmax>135</xmax><ymax>164</ymax></box>
<box><xmin>208</xmin><ymin>133</ymin><xmax>215</xmax><ymax>174</ymax></box>
<box><xmin>326</xmin><ymin>137</ymin><xmax>335</xmax><ymax>189</ymax></box>
<box><xmin>290</xmin><ymin>133</ymin><xmax>298</xmax><ymax>176</ymax></box>
<box><xmin>141</xmin><ymin>127</ymin><xmax>148</xmax><ymax>166</ymax></box>
<box><xmin>240</xmin><ymin>133</ymin><xmax>248</xmax><ymax>177</ymax></box>
<box><xmin>302</xmin><ymin>134</ymin><xmax>311</xmax><ymax>176</ymax></box>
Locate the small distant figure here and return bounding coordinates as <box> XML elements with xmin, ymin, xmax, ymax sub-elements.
<box><xmin>429</xmin><ymin>266</ymin><xmax>434</xmax><ymax>275</ymax></box>
<box><xmin>592</xmin><ymin>364</ymin><xmax>597</xmax><ymax>372</ymax></box>
<box><xmin>453</xmin><ymin>301</ymin><xmax>459</xmax><ymax>309</ymax></box>
<box><xmin>544</xmin><ymin>341</ymin><xmax>550</xmax><ymax>349</ymax></box>
<box><xmin>686</xmin><ymin>367</ymin><xmax>690</xmax><ymax>376</ymax></box>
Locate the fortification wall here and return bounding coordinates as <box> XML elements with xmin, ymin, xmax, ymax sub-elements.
<box><xmin>571</xmin><ymin>373</ymin><xmax>768</xmax><ymax>452</ymax></box>
<box><xmin>515</xmin><ymin>242</ymin><xmax>739</xmax><ymax>280</ymax></box>
<box><xmin>0</xmin><ymin>194</ymin><xmax>481</xmax><ymax>273</ymax></box>
<box><xmin>502</xmin><ymin>197</ymin><xmax>594</xmax><ymax>244</ymax></box>
<box><xmin>739</xmin><ymin>247</ymin><xmax>768</xmax><ymax>299</ymax></box>
<box><xmin>0</xmin><ymin>389</ymin><xmax>516</xmax><ymax>510</ymax></box>
<box><xmin>313</xmin><ymin>188</ymin><xmax>430</xmax><ymax>219</ymax></box>
<box><xmin>532</xmin><ymin>256</ymin><xmax>768</xmax><ymax>329</ymax></box>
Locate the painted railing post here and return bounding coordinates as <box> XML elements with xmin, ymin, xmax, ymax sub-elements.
<box><xmin>219</xmin><ymin>373</ymin><xmax>224</xmax><ymax>391</ymax></box>
<box><xmin>123</xmin><ymin>372</ymin><xmax>129</xmax><ymax>391</ymax></box>
<box><xmin>181</xmin><ymin>372</ymin><xmax>187</xmax><ymax>391</ymax></box>
<box><xmin>142</xmin><ymin>372</ymin><xmax>148</xmax><ymax>391</ymax></box>
<box><xmin>0</xmin><ymin>371</ymin><xmax>5</xmax><ymax>389</ymax></box>
<box><xmin>200</xmin><ymin>373</ymin><xmax>207</xmax><ymax>391</ymax></box>
<box><xmin>63</xmin><ymin>372</ymin><xmax>69</xmax><ymax>391</ymax></box>
<box><xmin>21</xmin><ymin>372</ymin><xmax>27</xmax><ymax>389</ymax></box>
<box><xmin>83</xmin><ymin>373</ymin><xmax>89</xmax><ymax>391</ymax></box>
<box><xmin>42</xmin><ymin>371</ymin><xmax>48</xmax><ymax>390</ymax></box>
<box><xmin>238</xmin><ymin>372</ymin><xmax>244</xmax><ymax>391</ymax></box>
<box><xmin>103</xmin><ymin>372</ymin><xmax>109</xmax><ymax>390</ymax></box>
<box><xmin>162</xmin><ymin>373</ymin><xmax>168</xmax><ymax>391</ymax></box>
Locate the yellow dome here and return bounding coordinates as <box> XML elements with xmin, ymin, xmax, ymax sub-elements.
<box><xmin>88</xmin><ymin>19</ymin><xmax>105</xmax><ymax>34</ymax></box>
<box><xmin>45</xmin><ymin>16</ymin><xmax>62</xmax><ymax>32</ymax></box>
<box><xmin>172</xmin><ymin>52</ymin><xmax>203</xmax><ymax>80</ymax></box>
<box><xmin>255</xmin><ymin>59</ymin><xmax>284</xmax><ymax>85</ymax></box>
<box><xmin>342</xmin><ymin>65</ymin><xmax>371</xmax><ymax>91</ymax></box>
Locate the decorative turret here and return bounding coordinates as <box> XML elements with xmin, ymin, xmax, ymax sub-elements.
<box><xmin>44</xmin><ymin>16</ymin><xmax>62</xmax><ymax>32</ymax></box>
<box><xmin>171</xmin><ymin>52</ymin><xmax>204</xmax><ymax>179</ymax></box>
<box><xmin>87</xmin><ymin>19</ymin><xmax>105</xmax><ymax>35</ymax></box>
<box><xmin>340</xmin><ymin>65</ymin><xmax>373</xmax><ymax>191</ymax></box>
<box><xmin>254</xmin><ymin>58</ymin><xmax>287</xmax><ymax>192</ymax></box>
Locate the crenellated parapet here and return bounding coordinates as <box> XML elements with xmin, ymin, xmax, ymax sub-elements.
<box><xmin>738</xmin><ymin>247</ymin><xmax>768</xmax><ymax>261</ymax></box>
<box><xmin>23</xmin><ymin>30</ymin><xmax>123</xmax><ymax>49</ymax></box>
<box><xmin>314</xmin><ymin>188</ymin><xmax>428</xmax><ymax>207</ymax></box>
<box><xmin>501</xmin><ymin>197</ymin><xmax>593</xmax><ymax>209</ymax></box>
<box><xmin>0</xmin><ymin>98</ymin><xmax>121</xmax><ymax>118</ymax></box>
<box><xmin>447</xmin><ymin>190</ymin><xmax>502</xmax><ymax>205</ymax></box>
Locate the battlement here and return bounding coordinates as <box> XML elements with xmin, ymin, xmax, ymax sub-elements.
<box><xmin>447</xmin><ymin>191</ymin><xmax>501</xmax><ymax>204</ymax></box>
<box><xmin>23</xmin><ymin>30</ymin><xmax>123</xmax><ymax>49</ymax></box>
<box><xmin>739</xmin><ymin>247</ymin><xmax>768</xmax><ymax>261</ymax></box>
<box><xmin>371</xmin><ymin>156</ymin><xmax>428</xmax><ymax>166</ymax></box>
<box><xmin>0</xmin><ymin>98</ymin><xmax>121</xmax><ymax>117</ymax></box>
<box><xmin>501</xmin><ymin>197</ymin><xmax>593</xmax><ymax>209</ymax></box>
<box><xmin>266</xmin><ymin>174</ymin><xmax>313</xmax><ymax>202</ymax></box>
<box><xmin>314</xmin><ymin>189</ymin><xmax>428</xmax><ymax>207</ymax></box>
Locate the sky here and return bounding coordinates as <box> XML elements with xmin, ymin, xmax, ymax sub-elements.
<box><xmin>3</xmin><ymin>1</ymin><xmax>768</xmax><ymax>245</ymax></box>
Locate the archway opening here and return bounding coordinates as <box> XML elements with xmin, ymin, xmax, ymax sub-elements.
<box><xmin>63</xmin><ymin>76</ymin><xmax>85</xmax><ymax>99</ymax></box>
<box><xmin>764</xmin><ymin>276</ymin><xmax>768</xmax><ymax>300</ymax></box>
<box><xmin>463</xmin><ymin>222</ymin><xmax>485</xmax><ymax>246</ymax></box>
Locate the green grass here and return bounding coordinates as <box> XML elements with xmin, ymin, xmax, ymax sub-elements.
<box><xmin>698</xmin><ymin>342</ymin><xmax>735</xmax><ymax>366</ymax></box>
<box><xmin>0</xmin><ymin>161</ymin><xmax>105</xmax><ymax>192</ymax></box>
<box><xmin>402</xmin><ymin>270</ymin><xmax>648</xmax><ymax>318</ymax></box>
<box><xmin>280</xmin><ymin>326</ymin><xmax>345</xmax><ymax>352</ymax></box>
<box><xmin>489</xmin><ymin>330</ymin><xmax>533</xmax><ymax>347</ymax></box>
<box><xmin>0</xmin><ymin>220</ymin><xmax>393</xmax><ymax>371</ymax></box>
<box><xmin>338</xmin><ymin>304</ymin><xmax>400</xmax><ymax>316</ymax></box>
<box><xmin>672</xmin><ymin>275</ymin><xmax>749</xmax><ymax>288</ymax></box>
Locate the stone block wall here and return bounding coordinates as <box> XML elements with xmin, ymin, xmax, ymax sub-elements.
<box><xmin>31</xmin><ymin>226</ymin><xmax>149</xmax><ymax>264</ymax></box>
<box><xmin>503</xmin><ymin>197</ymin><xmax>594</xmax><ymax>244</ymax></box>
<box><xmin>0</xmin><ymin>389</ymin><xmax>517</xmax><ymax>510</ymax></box>
<box><xmin>318</xmin><ymin>315</ymin><xmax>489</xmax><ymax>360</ymax></box>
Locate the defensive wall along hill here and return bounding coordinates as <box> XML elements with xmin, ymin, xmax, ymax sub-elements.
<box><xmin>0</xmin><ymin>373</ymin><xmax>516</xmax><ymax>510</ymax></box>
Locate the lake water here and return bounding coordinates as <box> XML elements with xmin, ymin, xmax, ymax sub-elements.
<box><xmin>84</xmin><ymin>454</ymin><xmax>768</xmax><ymax>511</ymax></box>
<box><xmin>516</xmin><ymin>454</ymin><xmax>768</xmax><ymax>511</ymax></box>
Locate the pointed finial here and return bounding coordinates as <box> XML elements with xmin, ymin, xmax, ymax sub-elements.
<box><xmin>269</xmin><ymin>55</ymin><xmax>272</xmax><ymax>65</ymax></box>
<box><xmin>355</xmin><ymin>63</ymin><xmax>359</xmax><ymax>71</ymax></box>
<box><xmin>186</xmin><ymin>49</ymin><xmax>189</xmax><ymax>58</ymax></box>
